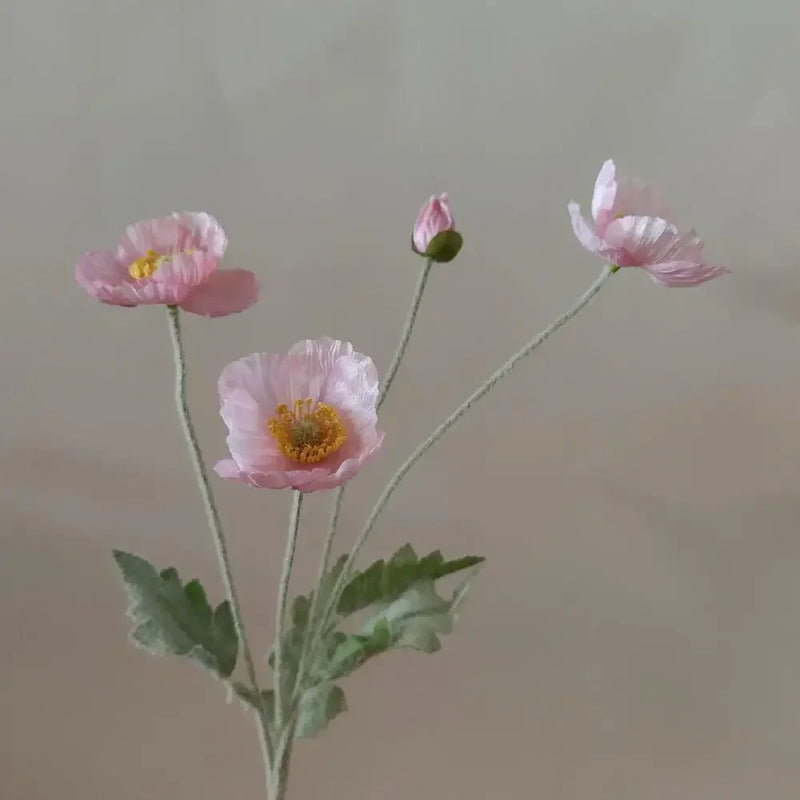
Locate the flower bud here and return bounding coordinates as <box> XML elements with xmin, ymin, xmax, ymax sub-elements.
<box><xmin>411</xmin><ymin>194</ymin><xmax>463</xmax><ymax>263</ymax></box>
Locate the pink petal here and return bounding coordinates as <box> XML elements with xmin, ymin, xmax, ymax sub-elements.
<box><xmin>214</xmin><ymin>430</ymin><xmax>385</xmax><ymax>492</ymax></box>
<box><xmin>610</xmin><ymin>177</ymin><xmax>671</xmax><ymax>224</ymax></box>
<box><xmin>75</xmin><ymin>250</ymin><xmax>135</xmax><ymax>305</ymax></box>
<box><xmin>171</xmin><ymin>212</ymin><xmax>228</xmax><ymax>258</ymax></box>
<box><xmin>179</xmin><ymin>269</ymin><xmax>259</xmax><ymax>317</ymax></box>
<box><xmin>590</xmin><ymin>159</ymin><xmax>618</xmax><ymax>231</ymax></box>
<box><xmin>643</xmin><ymin>261</ymin><xmax>730</xmax><ymax>287</ymax></box>
<box><xmin>153</xmin><ymin>251</ymin><xmax>217</xmax><ymax>288</ymax></box>
<box><xmin>74</xmin><ymin>250</ymin><xmax>188</xmax><ymax>306</ymax></box>
<box><xmin>568</xmin><ymin>202</ymin><xmax>612</xmax><ymax>259</ymax></box>
<box><xmin>117</xmin><ymin>216</ymin><xmax>190</xmax><ymax>263</ymax></box>
<box><xmin>226</xmin><ymin>430</ymin><xmax>283</xmax><ymax>470</ymax></box>
<box><xmin>321</xmin><ymin>354</ymin><xmax>380</xmax><ymax>429</ymax></box>
<box><xmin>219</xmin><ymin>353</ymin><xmax>286</xmax><ymax>418</ymax></box>
<box><xmin>288</xmin><ymin>337</ymin><xmax>356</xmax><ymax>374</ymax></box>
<box><xmin>281</xmin><ymin>338</ymin><xmax>358</xmax><ymax>403</ymax></box>
<box><xmin>603</xmin><ymin>216</ymin><xmax>680</xmax><ymax>267</ymax></box>
<box><xmin>413</xmin><ymin>194</ymin><xmax>455</xmax><ymax>253</ymax></box>
<box><xmin>589</xmin><ymin>159</ymin><xmax>672</xmax><ymax>236</ymax></box>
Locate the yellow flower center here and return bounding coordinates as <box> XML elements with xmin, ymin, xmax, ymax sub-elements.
<box><xmin>128</xmin><ymin>248</ymin><xmax>193</xmax><ymax>280</ymax></box>
<box><xmin>268</xmin><ymin>398</ymin><xmax>346</xmax><ymax>464</ymax></box>
<box><xmin>129</xmin><ymin>249</ymin><xmax>166</xmax><ymax>280</ymax></box>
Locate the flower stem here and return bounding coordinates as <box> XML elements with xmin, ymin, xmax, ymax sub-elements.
<box><xmin>291</xmin><ymin>484</ymin><xmax>345</xmax><ymax>701</ymax></box>
<box><xmin>378</xmin><ymin>257</ymin><xmax>434</xmax><ymax>409</ymax></box>
<box><xmin>165</xmin><ymin>305</ymin><xmax>273</xmax><ymax>789</ymax></box>
<box><xmin>320</xmin><ymin>264</ymin><xmax>616</xmax><ymax>628</ymax></box>
<box><xmin>268</xmin><ymin>725</ymin><xmax>296</xmax><ymax>800</ymax></box>
<box><xmin>273</xmin><ymin>489</ymin><xmax>303</xmax><ymax>731</ymax></box>
<box><xmin>292</xmin><ymin>257</ymin><xmax>436</xmax><ymax>702</ymax></box>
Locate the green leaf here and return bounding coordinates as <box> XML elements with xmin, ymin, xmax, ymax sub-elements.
<box><xmin>324</xmin><ymin>617</ymin><xmax>393</xmax><ymax>678</ymax></box>
<box><xmin>112</xmin><ymin>550</ymin><xmax>238</xmax><ymax>678</ymax></box>
<box><xmin>295</xmin><ymin>683</ymin><xmax>347</xmax><ymax>738</ymax></box>
<box><xmin>336</xmin><ymin>544</ymin><xmax>484</xmax><ymax>617</ymax></box>
<box><xmin>322</xmin><ymin>574</ymin><xmax>476</xmax><ymax>680</ymax></box>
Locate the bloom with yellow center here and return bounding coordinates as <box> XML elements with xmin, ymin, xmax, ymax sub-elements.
<box><xmin>75</xmin><ymin>212</ymin><xmax>259</xmax><ymax>315</ymax></box>
<box><xmin>215</xmin><ymin>337</ymin><xmax>385</xmax><ymax>492</ymax></box>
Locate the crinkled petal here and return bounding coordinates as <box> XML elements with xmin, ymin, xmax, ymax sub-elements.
<box><xmin>179</xmin><ymin>269</ymin><xmax>258</xmax><ymax>317</ymax></box>
<box><xmin>117</xmin><ymin>216</ymin><xmax>191</xmax><ymax>263</ymax></box>
<box><xmin>214</xmin><ymin>430</ymin><xmax>385</xmax><ymax>492</ymax></box>
<box><xmin>75</xmin><ymin>250</ymin><xmax>136</xmax><ymax>305</ymax></box>
<box><xmin>288</xmin><ymin>338</ymin><xmax>355</xmax><ymax>373</ymax></box>
<box><xmin>568</xmin><ymin>202</ymin><xmax>613</xmax><ymax>260</ymax></box>
<box><xmin>588</xmin><ymin>159</ymin><xmax>672</xmax><ymax>236</ymax></box>
<box><xmin>281</xmin><ymin>338</ymin><xmax>358</xmax><ymax>404</ymax></box>
<box><xmin>643</xmin><ymin>261</ymin><xmax>730</xmax><ymax>287</ymax></box>
<box><xmin>609</xmin><ymin>177</ymin><xmax>671</xmax><ymax>226</ymax></box>
<box><xmin>590</xmin><ymin>159</ymin><xmax>618</xmax><ymax>229</ymax></box>
<box><xmin>219</xmin><ymin>353</ymin><xmax>286</xmax><ymax>419</ymax></box>
<box><xmin>603</xmin><ymin>216</ymin><xmax>680</xmax><ymax>267</ymax></box>
<box><xmin>153</xmin><ymin>251</ymin><xmax>216</xmax><ymax>288</ymax></box>
<box><xmin>171</xmin><ymin>212</ymin><xmax>228</xmax><ymax>258</ymax></box>
<box><xmin>320</xmin><ymin>353</ymin><xmax>380</xmax><ymax>430</ymax></box>
<box><xmin>75</xmin><ymin>249</ymin><xmax>193</xmax><ymax>306</ymax></box>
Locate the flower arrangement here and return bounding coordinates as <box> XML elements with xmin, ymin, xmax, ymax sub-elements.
<box><xmin>75</xmin><ymin>159</ymin><xmax>727</xmax><ymax>799</ymax></box>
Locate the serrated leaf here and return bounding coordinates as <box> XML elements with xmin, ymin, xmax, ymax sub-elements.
<box><xmin>336</xmin><ymin>544</ymin><xmax>484</xmax><ymax>617</ymax></box>
<box><xmin>321</xmin><ymin>574</ymin><xmax>476</xmax><ymax>681</ymax></box>
<box><xmin>295</xmin><ymin>683</ymin><xmax>347</xmax><ymax>738</ymax></box>
<box><xmin>113</xmin><ymin>550</ymin><xmax>238</xmax><ymax>678</ymax></box>
<box><xmin>324</xmin><ymin>617</ymin><xmax>394</xmax><ymax>678</ymax></box>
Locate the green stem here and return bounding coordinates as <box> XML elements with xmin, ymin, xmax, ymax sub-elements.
<box><xmin>273</xmin><ymin>489</ymin><xmax>303</xmax><ymax>731</ymax></box>
<box><xmin>378</xmin><ymin>257</ymin><xmax>434</xmax><ymax>409</ymax></box>
<box><xmin>291</xmin><ymin>484</ymin><xmax>345</xmax><ymax>701</ymax></box>
<box><xmin>268</xmin><ymin>722</ymin><xmax>296</xmax><ymax>800</ymax></box>
<box><xmin>319</xmin><ymin>264</ymin><xmax>616</xmax><ymax>631</ymax></box>
<box><xmin>291</xmin><ymin>257</ymin><xmax>436</xmax><ymax>703</ymax></box>
<box><xmin>165</xmin><ymin>306</ymin><xmax>273</xmax><ymax>789</ymax></box>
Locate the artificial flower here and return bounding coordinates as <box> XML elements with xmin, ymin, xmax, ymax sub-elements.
<box><xmin>568</xmin><ymin>160</ymin><xmax>728</xmax><ymax>286</ymax></box>
<box><xmin>412</xmin><ymin>194</ymin><xmax>463</xmax><ymax>263</ymax></box>
<box><xmin>215</xmin><ymin>337</ymin><xmax>384</xmax><ymax>492</ymax></box>
<box><xmin>75</xmin><ymin>212</ymin><xmax>258</xmax><ymax>316</ymax></box>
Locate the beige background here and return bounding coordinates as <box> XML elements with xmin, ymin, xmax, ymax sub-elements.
<box><xmin>3</xmin><ymin>1</ymin><xmax>800</xmax><ymax>798</ymax></box>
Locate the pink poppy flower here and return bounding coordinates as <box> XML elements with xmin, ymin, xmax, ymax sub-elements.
<box><xmin>75</xmin><ymin>212</ymin><xmax>258</xmax><ymax>316</ymax></box>
<box><xmin>568</xmin><ymin>160</ymin><xmax>728</xmax><ymax>287</ymax></box>
<box><xmin>214</xmin><ymin>337</ymin><xmax>385</xmax><ymax>492</ymax></box>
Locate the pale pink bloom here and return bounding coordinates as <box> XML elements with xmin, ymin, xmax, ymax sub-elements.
<box><xmin>568</xmin><ymin>160</ymin><xmax>728</xmax><ymax>287</ymax></box>
<box><xmin>412</xmin><ymin>193</ymin><xmax>456</xmax><ymax>255</ymax></box>
<box><xmin>75</xmin><ymin>212</ymin><xmax>258</xmax><ymax>316</ymax></box>
<box><xmin>214</xmin><ymin>337</ymin><xmax>385</xmax><ymax>492</ymax></box>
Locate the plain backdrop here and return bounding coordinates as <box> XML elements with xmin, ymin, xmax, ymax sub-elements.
<box><xmin>3</xmin><ymin>1</ymin><xmax>800</xmax><ymax>798</ymax></box>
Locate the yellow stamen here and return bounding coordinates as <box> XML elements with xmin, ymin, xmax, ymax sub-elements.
<box><xmin>268</xmin><ymin>398</ymin><xmax>346</xmax><ymax>464</ymax></box>
<box><xmin>129</xmin><ymin>249</ymin><xmax>163</xmax><ymax>280</ymax></box>
<box><xmin>128</xmin><ymin>248</ymin><xmax>192</xmax><ymax>280</ymax></box>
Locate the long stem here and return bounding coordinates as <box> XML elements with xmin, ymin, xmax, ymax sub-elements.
<box><xmin>165</xmin><ymin>306</ymin><xmax>273</xmax><ymax>787</ymax></box>
<box><xmin>291</xmin><ymin>484</ymin><xmax>345</xmax><ymax>700</ymax></box>
<box><xmin>273</xmin><ymin>489</ymin><xmax>303</xmax><ymax>731</ymax></box>
<box><xmin>292</xmin><ymin>258</ymin><xmax>436</xmax><ymax>701</ymax></box>
<box><xmin>269</xmin><ymin>723</ymin><xmax>296</xmax><ymax>800</ymax></box>
<box><xmin>319</xmin><ymin>264</ymin><xmax>616</xmax><ymax>630</ymax></box>
<box><xmin>378</xmin><ymin>257</ymin><xmax>433</xmax><ymax>409</ymax></box>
